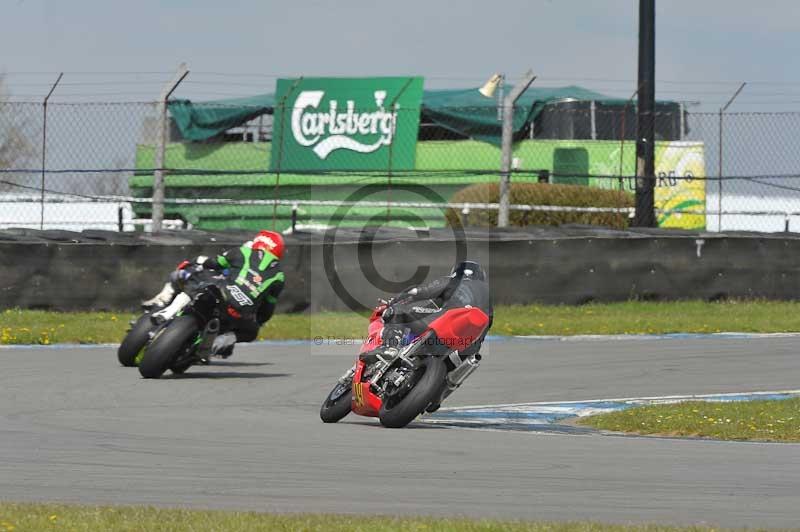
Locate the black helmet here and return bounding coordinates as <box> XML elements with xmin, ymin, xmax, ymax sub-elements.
<box><xmin>450</xmin><ymin>260</ymin><xmax>485</xmax><ymax>282</ymax></box>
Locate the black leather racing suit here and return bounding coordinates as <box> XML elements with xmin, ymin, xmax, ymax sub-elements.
<box><xmin>382</xmin><ymin>275</ymin><xmax>493</xmax><ymax>357</ymax></box>
<box><xmin>178</xmin><ymin>245</ymin><xmax>285</xmax><ymax>343</ymax></box>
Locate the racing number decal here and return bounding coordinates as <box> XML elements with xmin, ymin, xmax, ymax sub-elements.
<box><xmin>353</xmin><ymin>382</ymin><xmax>364</xmax><ymax>407</ymax></box>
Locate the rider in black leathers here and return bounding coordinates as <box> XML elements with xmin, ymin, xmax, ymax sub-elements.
<box><xmin>376</xmin><ymin>260</ymin><xmax>493</xmax><ymax>359</ymax></box>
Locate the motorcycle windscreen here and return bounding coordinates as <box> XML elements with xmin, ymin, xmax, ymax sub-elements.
<box><xmin>359</xmin><ymin>312</ymin><xmax>386</xmax><ymax>355</ymax></box>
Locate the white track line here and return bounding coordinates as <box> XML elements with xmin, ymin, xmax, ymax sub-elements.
<box><xmin>438</xmin><ymin>389</ymin><xmax>800</xmax><ymax>413</ymax></box>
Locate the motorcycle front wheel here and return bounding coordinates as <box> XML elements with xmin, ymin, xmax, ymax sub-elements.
<box><xmin>139</xmin><ymin>315</ymin><xmax>199</xmax><ymax>379</ymax></box>
<box><xmin>319</xmin><ymin>381</ymin><xmax>353</xmax><ymax>423</ymax></box>
<box><xmin>379</xmin><ymin>356</ymin><xmax>446</xmax><ymax>428</ymax></box>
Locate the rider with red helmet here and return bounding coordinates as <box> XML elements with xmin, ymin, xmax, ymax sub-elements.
<box><xmin>144</xmin><ymin>230</ymin><xmax>286</xmax><ymax>358</ymax></box>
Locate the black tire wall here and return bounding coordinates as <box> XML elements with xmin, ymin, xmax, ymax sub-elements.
<box><xmin>2</xmin><ymin>227</ymin><xmax>800</xmax><ymax>312</ymax></box>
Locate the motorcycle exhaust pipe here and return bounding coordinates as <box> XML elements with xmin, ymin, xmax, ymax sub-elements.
<box><xmin>446</xmin><ymin>353</ymin><xmax>481</xmax><ymax>390</ymax></box>
<box><xmin>197</xmin><ymin>318</ymin><xmax>221</xmax><ymax>354</ymax></box>
<box><xmin>430</xmin><ymin>353</ymin><xmax>482</xmax><ymax>409</ymax></box>
<box><xmin>205</xmin><ymin>318</ymin><xmax>220</xmax><ymax>335</ymax></box>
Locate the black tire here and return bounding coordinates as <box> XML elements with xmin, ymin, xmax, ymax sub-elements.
<box><xmin>117</xmin><ymin>314</ymin><xmax>156</xmax><ymax>367</ymax></box>
<box><xmin>139</xmin><ymin>315</ymin><xmax>199</xmax><ymax>379</ymax></box>
<box><xmin>170</xmin><ymin>360</ymin><xmax>192</xmax><ymax>375</ymax></box>
<box><xmin>379</xmin><ymin>357</ymin><xmax>447</xmax><ymax>428</ymax></box>
<box><xmin>320</xmin><ymin>382</ymin><xmax>352</xmax><ymax>423</ymax></box>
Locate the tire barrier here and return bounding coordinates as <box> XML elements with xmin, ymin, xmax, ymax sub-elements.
<box><xmin>2</xmin><ymin>226</ymin><xmax>800</xmax><ymax>312</ymax></box>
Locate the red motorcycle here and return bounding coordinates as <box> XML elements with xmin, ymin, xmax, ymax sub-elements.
<box><xmin>319</xmin><ymin>300</ymin><xmax>490</xmax><ymax>428</ymax></box>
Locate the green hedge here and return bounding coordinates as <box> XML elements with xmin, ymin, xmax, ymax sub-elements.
<box><xmin>445</xmin><ymin>182</ymin><xmax>634</xmax><ymax>229</ymax></box>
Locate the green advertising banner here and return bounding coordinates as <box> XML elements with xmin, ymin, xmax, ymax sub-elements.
<box><xmin>270</xmin><ymin>77</ymin><xmax>424</xmax><ymax>172</ymax></box>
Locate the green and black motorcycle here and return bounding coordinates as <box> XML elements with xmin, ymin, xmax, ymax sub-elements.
<box><xmin>117</xmin><ymin>269</ymin><xmax>247</xmax><ymax>378</ymax></box>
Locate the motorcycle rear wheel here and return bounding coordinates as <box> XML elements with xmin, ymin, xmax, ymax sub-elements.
<box><xmin>117</xmin><ymin>313</ymin><xmax>156</xmax><ymax>367</ymax></box>
<box><xmin>139</xmin><ymin>315</ymin><xmax>198</xmax><ymax>379</ymax></box>
<box><xmin>379</xmin><ymin>356</ymin><xmax>446</xmax><ymax>428</ymax></box>
<box><xmin>319</xmin><ymin>382</ymin><xmax>352</xmax><ymax>423</ymax></box>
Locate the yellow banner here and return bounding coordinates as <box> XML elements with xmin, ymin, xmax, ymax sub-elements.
<box><xmin>655</xmin><ymin>141</ymin><xmax>706</xmax><ymax>230</ymax></box>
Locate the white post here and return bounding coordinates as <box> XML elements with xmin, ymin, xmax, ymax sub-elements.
<box><xmin>152</xmin><ymin>63</ymin><xmax>189</xmax><ymax>232</ymax></box>
<box><xmin>498</xmin><ymin>70</ymin><xmax>536</xmax><ymax>228</ymax></box>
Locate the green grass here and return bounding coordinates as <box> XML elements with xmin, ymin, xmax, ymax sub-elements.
<box><xmin>0</xmin><ymin>502</ymin><xmax>783</xmax><ymax>532</ymax></box>
<box><xmin>491</xmin><ymin>300</ymin><xmax>800</xmax><ymax>336</ymax></box>
<box><xmin>578</xmin><ymin>398</ymin><xmax>800</xmax><ymax>442</ymax></box>
<box><xmin>2</xmin><ymin>300</ymin><xmax>800</xmax><ymax>345</ymax></box>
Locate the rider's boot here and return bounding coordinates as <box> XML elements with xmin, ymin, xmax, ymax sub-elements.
<box><xmin>150</xmin><ymin>292</ymin><xmax>191</xmax><ymax>325</ymax></box>
<box><xmin>211</xmin><ymin>331</ymin><xmax>237</xmax><ymax>359</ymax></box>
<box><xmin>142</xmin><ymin>282</ymin><xmax>176</xmax><ymax>311</ymax></box>
<box><xmin>359</xmin><ymin>325</ymin><xmax>404</xmax><ymax>365</ymax></box>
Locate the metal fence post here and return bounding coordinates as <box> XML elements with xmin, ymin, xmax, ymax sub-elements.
<box><xmin>461</xmin><ymin>206</ymin><xmax>470</xmax><ymax>227</ymax></box>
<box><xmin>39</xmin><ymin>73</ymin><xmax>62</xmax><ymax>230</ymax></box>
<box><xmin>717</xmin><ymin>82</ymin><xmax>746</xmax><ymax>232</ymax></box>
<box><xmin>498</xmin><ymin>70</ymin><xmax>536</xmax><ymax>228</ymax></box>
<box><xmin>385</xmin><ymin>77</ymin><xmax>415</xmax><ymax>223</ymax></box>
<box><xmin>152</xmin><ymin>63</ymin><xmax>189</xmax><ymax>233</ymax></box>
<box><xmin>632</xmin><ymin>0</ymin><xmax>656</xmax><ymax>228</ymax></box>
<box><xmin>272</xmin><ymin>77</ymin><xmax>303</xmax><ymax>230</ymax></box>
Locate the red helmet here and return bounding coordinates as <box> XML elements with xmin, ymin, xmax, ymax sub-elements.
<box><xmin>251</xmin><ymin>230</ymin><xmax>285</xmax><ymax>259</ymax></box>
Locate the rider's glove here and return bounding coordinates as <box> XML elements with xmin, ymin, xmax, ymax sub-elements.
<box><xmin>382</xmin><ymin>306</ymin><xmax>395</xmax><ymax>321</ymax></box>
<box><xmin>389</xmin><ymin>287</ymin><xmax>417</xmax><ymax>308</ymax></box>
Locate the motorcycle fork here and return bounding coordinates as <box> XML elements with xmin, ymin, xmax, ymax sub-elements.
<box><xmin>339</xmin><ymin>366</ymin><xmax>356</xmax><ymax>385</ymax></box>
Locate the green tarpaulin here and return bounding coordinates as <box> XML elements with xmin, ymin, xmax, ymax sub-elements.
<box><xmin>169</xmin><ymin>93</ymin><xmax>275</xmax><ymax>142</ymax></box>
<box><xmin>421</xmin><ymin>86</ymin><xmax>615</xmax><ymax>146</ymax></box>
<box><xmin>168</xmin><ymin>85</ymin><xmax>617</xmax><ymax>145</ymax></box>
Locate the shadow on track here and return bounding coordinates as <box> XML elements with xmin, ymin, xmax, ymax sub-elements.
<box><xmin>208</xmin><ymin>361</ymin><xmax>274</xmax><ymax>367</ymax></box>
<box><xmin>161</xmin><ymin>372</ymin><xmax>292</xmax><ymax>380</ymax></box>
<box><xmin>333</xmin><ymin>419</ymin><xmax>595</xmax><ymax>434</ymax></box>
<box><xmin>334</xmin><ymin>420</ymin><xmax>452</xmax><ymax>431</ymax></box>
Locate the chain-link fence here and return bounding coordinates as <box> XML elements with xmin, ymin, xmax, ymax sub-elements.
<box><xmin>0</xmin><ymin>101</ymin><xmax>157</xmax><ymax>230</ymax></box>
<box><xmin>1</xmin><ymin>93</ymin><xmax>800</xmax><ymax>233</ymax></box>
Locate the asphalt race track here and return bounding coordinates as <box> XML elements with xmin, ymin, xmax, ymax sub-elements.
<box><xmin>2</xmin><ymin>337</ymin><xmax>800</xmax><ymax>528</ymax></box>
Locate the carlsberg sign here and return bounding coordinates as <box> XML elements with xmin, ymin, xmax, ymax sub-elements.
<box><xmin>271</xmin><ymin>77</ymin><xmax>423</xmax><ymax>171</ymax></box>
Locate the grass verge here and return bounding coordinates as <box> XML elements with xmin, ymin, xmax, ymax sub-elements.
<box><xmin>2</xmin><ymin>300</ymin><xmax>800</xmax><ymax>345</ymax></box>
<box><xmin>577</xmin><ymin>398</ymin><xmax>800</xmax><ymax>442</ymax></box>
<box><xmin>0</xmin><ymin>502</ymin><xmax>779</xmax><ymax>531</ymax></box>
